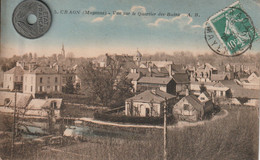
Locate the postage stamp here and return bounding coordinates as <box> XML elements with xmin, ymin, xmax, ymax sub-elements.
<box><xmin>206</xmin><ymin>1</ymin><xmax>259</xmax><ymax>56</ymax></box>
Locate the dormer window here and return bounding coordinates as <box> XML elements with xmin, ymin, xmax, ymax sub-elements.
<box><xmin>51</xmin><ymin>101</ymin><xmax>57</xmax><ymax>109</ymax></box>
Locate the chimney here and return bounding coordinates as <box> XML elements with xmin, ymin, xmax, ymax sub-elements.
<box><xmin>168</xmin><ymin>64</ymin><xmax>172</xmax><ymax>77</ymax></box>
<box><xmin>29</xmin><ymin>64</ymin><xmax>32</xmax><ymax>72</ymax></box>
<box><xmin>55</xmin><ymin>65</ymin><xmax>60</xmax><ymax>72</ymax></box>
<box><xmin>148</xmin><ymin>66</ymin><xmax>152</xmax><ymax>73</ymax></box>
<box><xmin>185</xmin><ymin>89</ymin><xmax>189</xmax><ymax>96</ymax></box>
<box><xmin>211</xmin><ymin>92</ymin><xmax>215</xmax><ymax>103</ymax></box>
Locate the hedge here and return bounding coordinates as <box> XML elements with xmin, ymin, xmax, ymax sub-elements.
<box><xmin>93</xmin><ymin>112</ymin><xmax>176</xmax><ymax>125</ymax></box>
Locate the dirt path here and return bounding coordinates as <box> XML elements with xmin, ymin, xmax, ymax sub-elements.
<box><xmin>80</xmin><ymin>109</ymin><xmax>228</xmax><ymax>130</ymax></box>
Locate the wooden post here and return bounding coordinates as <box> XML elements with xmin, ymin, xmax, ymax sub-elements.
<box><xmin>164</xmin><ymin>98</ymin><xmax>167</xmax><ymax>160</ymax></box>
<box><xmin>11</xmin><ymin>90</ymin><xmax>17</xmax><ymax>159</ymax></box>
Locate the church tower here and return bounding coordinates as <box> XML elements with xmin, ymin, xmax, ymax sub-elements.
<box><xmin>134</xmin><ymin>49</ymin><xmax>142</xmax><ymax>66</ymax></box>
<box><xmin>61</xmin><ymin>43</ymin><xmax>65</xmax><ymax>57</ymax></box>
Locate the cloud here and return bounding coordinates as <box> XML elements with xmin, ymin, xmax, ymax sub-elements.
<box><xmin>88</xmin><ymin>6</ymin><xmax>96</xmax><ymax>12</ymax></box>
<box><xmin>91</xmin><ymin>15</ymin><xmax>109</xmax><ymax>23</ymax></box>
<box><xmin>131</xmin><ymin>5</ymin><xmax>146</xmax><ymax>13</ymax></box>
<box><xmin>147</xmin><ymin>14</ymin><xmax>208</xmax><ymax>31</ymax></box>
<box><xmin>191</xmin><ymin>21</ymin><xmax>207</xmax><ymax>28</ymax></box>
<box><xmin>148</xmin><ymin>14</ymin><xmax>193</xmax><ymax>27</ymax></box>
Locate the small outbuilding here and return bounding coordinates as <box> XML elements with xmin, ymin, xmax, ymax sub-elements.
<box><xmin>173</xmin><ymin>92</ymin><xmax>214</xmax><ymax>122</ymax></box>
<box><xmin>125</xmin><ymin>90</ymin><xmax>176</xmax><ymax>117</ymax></box>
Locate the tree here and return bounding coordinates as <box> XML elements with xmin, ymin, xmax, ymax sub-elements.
<box><xmin>78</xmin><ymin>58</ymin><xmax>133</xmax><ymax>108</ymax></box>
<box><xmin>63</xmin><ymin>78</ymin><xmax>75</xmax><ymax>94</ymax></box>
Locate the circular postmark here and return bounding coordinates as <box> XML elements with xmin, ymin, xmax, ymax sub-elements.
<box><xmin>205</xmin><ymin>6</ymin><xmax>256</xmax><ymax>57</ymax></box>
<box><xmin>12</xmin><ymin>0</ymin><xmax>52</xmax><ymax>39</ymax></box>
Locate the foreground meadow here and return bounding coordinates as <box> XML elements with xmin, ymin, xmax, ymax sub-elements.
<box><xmin>1</xmin><ymin>106</ymin><xmax>258</xmax><ymax>160</ymax></box>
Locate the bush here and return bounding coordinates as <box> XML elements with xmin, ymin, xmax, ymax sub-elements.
<box><xmin>94</xmin><ymin>112</ymin><xmax>176</xmax><ymax>125</ymax></box>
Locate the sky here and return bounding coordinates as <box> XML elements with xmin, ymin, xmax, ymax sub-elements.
<box><xmin>1</xmin><ymin>0</ymin><xmax>260</xmax><ymax>58</ymax></box>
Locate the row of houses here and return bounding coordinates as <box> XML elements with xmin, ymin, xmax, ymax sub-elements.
<box><xmin>2</xmin><ymin>62</ymin><xmax>80</xmax><ymax>96</ymax></box>
<box><xmin>125</xmin><ymin>89</ymin><xmax>215</xmax><ymax>122</ymax></box>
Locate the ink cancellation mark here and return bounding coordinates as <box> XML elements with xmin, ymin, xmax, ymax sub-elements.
<box><xmin>205</xmin><ymin>1</ymin><xmax>259</xmax><ymax>57</ymax></box>
<box><xmin>12</xmin><ymin>0</ymin><xmax>52</xmax><ymax>39</ymax></box>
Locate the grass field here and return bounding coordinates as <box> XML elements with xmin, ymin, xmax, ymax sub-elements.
<box><xmin>1</xmin><ymin>106</ymin><xmax>259</xmax><ymax>160</ymax></box>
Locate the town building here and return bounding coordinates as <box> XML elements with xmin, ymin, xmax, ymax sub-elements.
<box><xmin>136</xmin><ymin>77</ymin><xmax>175</xmax><ymax>94</ymax></box>
<box><xmin>191</xmin><ymin>63</ymin><xmax>218</xmax><ymax>82</ymax></box>
<box><xmin>172</xmin><ymin>92</ymin><xmax>214</xmax><ymax>122</ymax></box>
<box><xmin>23</xmin><ymin>66</ymin><xmax>62</xmax><ymax>96</ymax></box>
<box><xmin>190</xmin><ymin>81</ymin><xmax>230</xmax><ymax>98</ymax></box>
<box><xmin>241</xmin><ymin>72</ymin><xmax>260</xmax><ymax>90</ymax></box>
<box><xmin>25</xmin><ymin>98</ymin><xmax>63</xmax><ymax>119</ymax></box>
<box><xmin>0</xmin><ymin>91</ymin><xmax>32</xmax><ymax>113</ymax></box>
<box><xmin>125</xmin><ymin>89</ymin><xmax>176</xmax><ymax>117</ymax></box>
<box><xmin>3</xmin><ymin>66</ymin><xmax>24</xmax><ymax>91</ymax></box>
<box><xmin>172</xmin><ymin>73</ymin><xmax>190</xmax><ymax>96</ymax></box>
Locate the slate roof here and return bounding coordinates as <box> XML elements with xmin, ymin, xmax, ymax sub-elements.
<box><xmin>126</xmin><ymin>90</ymin><xmax>175</xmax><ymax>103</ymax></box>
<box><xmin>185</xmin><ymin>95</ymin><xmax>204</xmax><ymax>111</ymax></box>
<box><xmin>198</xmin><ymin>63</ymin><xmax>217</xmax><ymax>70</ymax></box>
<box><xmin>0</xmin><ymin>91</ymin><xmax>32</xmax><ymax>108</ymax></box>
<box><xmin>127</xmin><ymin>73</ymin><xmax>140</xmax><ymax>81</ymax></box>
<box><xmin>220</xmin><ymin>80</ymin><xmax>260</xmax><ymax>99</ymax></box>
<box><xmin>24</xmin><ymin>66</ymin><xmax>58</xmax><ymax>74</ymax></box>
<box><xmin>27</xmin><ymin>98</ymin><xmax>63</xmax><ymax>110</ymax></box>
<box><xmin>171</xmin><ymin>64</ymin><xmax>186</xmax><ymax>73</ymax></box>
<box><xmin>232</xmin><ymin>89</ymin><xmax>260</xmax><ymax>99</ymax></box>
<box><xmin>201</xmin><ymin>91</ymin><xmax>211</xmax><ymax>99</ymax></box>
<box><xmin>172</xmin><ymin>73</ymin><xmax>189</xmax><ymax>84</ymax></box>
<box><xmin>138</xmin><ymin>77</ymin><xmax>172</xmax><ymax>85</ymax></box>
<box><xmin>4</xmin><ymin>66</ymin><xmax>24</xmax><ymax>74</ymax></box>
<box><xmin>211</xmin><ymin>74</ymin><xmax>228</xmax><ymax>81</ymax></box>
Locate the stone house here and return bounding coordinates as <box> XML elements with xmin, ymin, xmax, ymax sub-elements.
<box><xmin>125</xmin><ymin>90</ymin><xmax>176</xmax><ymax>117</ymax></box>
<box><xmin>173</xmin><ymin>92</ymin><xmax>214</xmax><ymax>122</ymax></box>
<box><xmin>23</xmin><ymin>66</ymin><xmax>62</xmax><ymax>96</ymax></box>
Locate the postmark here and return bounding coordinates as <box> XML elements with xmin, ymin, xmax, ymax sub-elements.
<box><xmin>12</xmin><ymin>0</ymin><xmax>52</xmax><ymax>39</ymax></box>
<box><xmin>205</xmin><ymin>1</ymin><xmax>259</xmax><ymax>57</ymax></box>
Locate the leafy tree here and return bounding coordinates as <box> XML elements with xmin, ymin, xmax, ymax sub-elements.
<box><xmin>78</xmin><ymin>59</ymin><xmax>133</xmax><ymax>108</ymax></box>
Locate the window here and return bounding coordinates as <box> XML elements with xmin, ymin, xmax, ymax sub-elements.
<box><xmin>4</xmin><ymin>98</ymin><xmax>11</xmax><ymax>106</ymax></box>
<box><xmin>184</xmin><ymin>104</ymin><xmax>189</xmax><ymax>110</ymax></box>
<box><xmin>40</xmin><ymin>86</ymin><xmax>43</xmax><ymax>92</ymax></box>
<box><xmin>200</xmin><ymin>97</ymin><xmax>205</xmax><ymax>100</ymax></box>
<box><xmin>51</xmin><ymin>101</ymin><xmax>57</xmax><ymax>109</ymax></box>
<box><xmin>31</xmin><ymin>86</ymin><xmax>33</xmax><ymax>92</ymax></box>
<box><xmin>21</xmin><ymin>76</ymin><xmax>23</xmax><ymax>81</ymax></box>
<box><xmin>47</xmin><ymin>77</ymin><xmax>50</xmax><ymax>83</ymax></box>
<box><xmin>40</xmin><ymin>77</ymin><xmax>43</xmax><ymax>83</ymax></box>
<box><xmin>55</xmin><ymin>86</ymin><xmax>58</xmax><ymax>91</ymax></box>
<box><xmin>47</xmin><ymin>86</ymin><xmax>50</xmax><ymax>89</ymax></box>
<box><xmin>55</xmin><ymin>77</ymin><xmax>58</xmax><ymax>83</ymax></box>
<box><xmin>220</xmin><ymin>91</ymin><xmax>223</xmax><ymax>96</ymax></box>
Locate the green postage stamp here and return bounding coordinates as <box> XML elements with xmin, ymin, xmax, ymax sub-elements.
<box><xmin>207</xmin><ymin>1</ymin><xmax>259</xmax><ymax>56</ymax></box>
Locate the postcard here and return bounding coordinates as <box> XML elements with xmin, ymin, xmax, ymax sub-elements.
<box><xmin>0</xmin><ymin>0</ymin><xmax>260</xmax><ymax>159</ymax></box>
